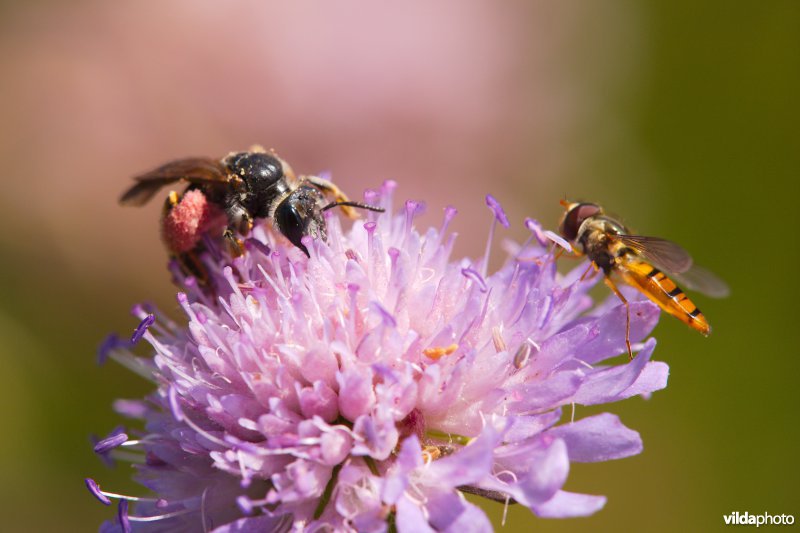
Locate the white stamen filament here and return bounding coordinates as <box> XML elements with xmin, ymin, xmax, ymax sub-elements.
<box><xmin>180</xmin><ymin>410</ymin><xmax>232</xmax><ymax>449</ymax></box>
<box><xmin>502</xmin><ymin>495</ymin><xmax>510</xmax><ymax>526</ymax></box>
<box><xmin>108</xmin><ymin>353</ymin><xmax>156</xmax><ymax>382</ymax></box>
<box><xmin>200</xmin><ymin>487</ymin><xmax>210</xmax><ymax>533</ymax></box>
<box><xmin>127</xmin><ymin>509</ymin><xmax>195</xmax><ymax>523</ymax></box>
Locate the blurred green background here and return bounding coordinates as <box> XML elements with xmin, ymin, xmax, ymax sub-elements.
<box><xmin>0</xmin><ymin>1</ymin><xmax>797</xmax><ymax>531</ymax></box>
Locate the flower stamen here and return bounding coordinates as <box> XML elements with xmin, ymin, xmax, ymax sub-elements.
<box><xmin>130</xmin><ymin>314</ymin><xmax>155</xmax><ymax>344</ymax></box>
<box><xmin>93</xmin><ymin>431</ymin><xmax>128</xmax><ymax>454</ymax></box>
<box><xmin>513</xmin><ymin>339</ymin><xmax>540</xmax><ymax>370</ymax></box>
<box><xmin>492</xmin><ymin>326</ymin><xmax>506</xmax><ymax>352</ymax></box>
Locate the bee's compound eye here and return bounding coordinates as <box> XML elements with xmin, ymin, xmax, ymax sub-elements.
<box><xmin>274</xmin><ymin>202</ymin><xmax>308</xmax><ymax>256</ymax></box>
<box><xmin>560</xmin><ymin>203</ymin><xmax>601</xmax><ymax>241</ymax></box>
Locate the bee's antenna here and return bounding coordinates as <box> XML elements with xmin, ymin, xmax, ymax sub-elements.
<box><xmin>321</xmin><ymin>201</ymin><xmax>385</xmax><ymax>213</ymax></box>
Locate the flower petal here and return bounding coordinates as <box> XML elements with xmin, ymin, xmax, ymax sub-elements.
<box><xmin>424</xmin><ymin>425</ymin><xmax>499</xmax><ymax>488</ymax></box>
<box><xmin>518</xmin><ymin>438</ymin><xmax>570</xmax><ymax>504</ymax></box>
<box><xmin>382</xmin><ymin>436</ymin><xmax>422</xmax><ymax>504</ymax></box>
<box><xmin>532</xmin><ymin>490</ymin><xmax>607</xmax><ymax>518</ymax></box>
<box><xmin>546</xmin><ymin>413</ymin><xmax>642</xmax><ymax>462</ymax></box>
<box><xmin>396</xmin><ymin>495</ymin><xmax>436</xmax><ymax>533</ymax></box>
<box><xmin>211</xmin><ymin>514</ymin><xmax>292</xmax><ymax>533</ymax></box>
<box><xmin>426</xmin><ymin>492</ymin><xmax>493</xmax><ymax>533</ymax></box>
<box><xmin>570</xmin><ymin>338</ymin><xmax>658</xmax><ymax>405</ymax></box>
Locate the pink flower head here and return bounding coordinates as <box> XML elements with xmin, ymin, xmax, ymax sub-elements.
<box><xmin>90</xmin><ymin>182</ymin><xmax>668</xmax><ymax>531</ymax></box>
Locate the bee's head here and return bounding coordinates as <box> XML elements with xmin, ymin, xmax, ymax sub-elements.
<box><xmin>559</xmin><ymin>201</ymin><xmax>602</xmax><ymax>242</ymax></box>
<box><xmin>274</xmin><ymin>185</ymin><xmax>326</xmax><ymax>257</ymax></box>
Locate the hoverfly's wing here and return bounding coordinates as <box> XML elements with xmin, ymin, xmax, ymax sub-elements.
<box><xmin>614</xmin><ymin>235</ymin><xmax>694</xmax><ymax>274</ymax></box>
<box><xmin>120</xmin><ymin>158</ymin><xmax>226</xmax><ymax>206</ymax></box>
<box><xmin>671</xmin><ymin>264</ymin><xmax>730</xmax><ymax>298</ymax></box>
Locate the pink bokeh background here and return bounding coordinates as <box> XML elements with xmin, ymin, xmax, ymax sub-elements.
<box><xmin>0</xmin><ymin>1</ymin><xmax>639</xmax><ymax>300</ymax></box>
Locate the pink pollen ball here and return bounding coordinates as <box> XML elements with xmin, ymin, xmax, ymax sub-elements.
<box><xmin>161</xmin><ymin>190</ymin><xmax>226</xmax><ymax>253</ymax></box>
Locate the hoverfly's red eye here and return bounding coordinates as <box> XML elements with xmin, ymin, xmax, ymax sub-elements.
<box><xmin>560</xmin><ymin>203</ymin><xmax>601</xmax><ymax>242</ymax></box>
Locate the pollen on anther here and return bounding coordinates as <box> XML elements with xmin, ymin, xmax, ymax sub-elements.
<box><xmin>423</xmin><ymin>344</ymin><xmax>458</xmax><ymax>360</ymax></box>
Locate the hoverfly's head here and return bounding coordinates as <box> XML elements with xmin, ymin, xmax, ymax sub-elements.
<box><xmin>274</xmin><ymin>185</ymin><xmax>327</xmax><ymax>257</ymax></box>
<box><xmin>559</xmin><ymin>201</ymin><xmax>602</xmax><ymax>242</ymax></box>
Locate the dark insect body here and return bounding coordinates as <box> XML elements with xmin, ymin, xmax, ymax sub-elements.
<box><xmin>121</xmin><ymin>147</ymin><xmax>384</xmax><ymax>281</ymax></box>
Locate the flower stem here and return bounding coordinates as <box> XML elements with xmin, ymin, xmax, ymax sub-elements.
<box><xmin>387</xmin><ymin>510</ymin><xmax>398</xmax><ymax>533</ymax></box>
<box><xmin>425</xmin><ymin>429</ymin><xmax>472</xmax><ymax>446</ymax></box>
<box><xmin>314</xmin><ymin>463</ymin><xmax>343</xmax><ymax>520</ymax></box>
<box><xmin>363</xmin><ymin>456</ymin><xmax>380</xmax><ymax>476</ymax></box>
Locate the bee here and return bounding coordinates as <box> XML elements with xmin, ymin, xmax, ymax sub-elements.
<box><xmin>120</xmin><ymin>147</ymin><xmax>384</xmax><ymax>279</ymax></box>
<box><xmin>558</xmin><ymin>200</ymin><xmax>729</xmax><ymax>357</ymax></box>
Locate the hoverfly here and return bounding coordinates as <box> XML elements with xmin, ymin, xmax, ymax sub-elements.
<box><xmin>120</xmin><ymin>147</ymin><xmax>384</xmax><ymax>281</ymax></box>
<box><xmin>558</xmin><ymin>201</ymin><xmax>729</xmax><ymax>357</ymax></box>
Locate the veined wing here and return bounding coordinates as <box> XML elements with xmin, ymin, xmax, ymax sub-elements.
<box><xmin>672</xmin><ymin>264</ymin><xmax>730</xmax><ymax>298</ymax></box>
<box><xmin>120</xmin><ymin>157</ymin><xmax>226</xmax><ymax>206</ymax></box>
<box><xmin>615</xmin><ymin>234</ymin><xmax>693</xmax><ymax>274</ymax></box>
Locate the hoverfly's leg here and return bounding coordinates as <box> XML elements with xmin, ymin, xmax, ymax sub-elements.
<box><xmin>554</xmin><ymin>247</ymin><xmax>585</xmax><ymax>261</ymax></box>
<box><xmin>305</xmin><ymin>175</ymin><xmax>358</xmax><ymax>219</ymax></box>
<box><xmin>580</xmin><ymin>261</ymin><xmax>600</xmax><ymax>282</ymax></box>
<box><xmin>603</xmin><ymin>276</ymin><xmax>633</xmax><ymax>360</ymax></box>
<box><xmin>522</xmin><ymin>242</ymin><xmax>579</xmax><ymax>267</ymax></box>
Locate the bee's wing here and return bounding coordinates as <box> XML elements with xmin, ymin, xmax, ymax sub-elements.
<box><xmin>120</xmin><ymin>158</ymin><xmax>227</xmax><ymax>206</ymax></box>
<box><xmin>671</xmin><ymin>265</ymin><xmax>730</xmax><ymax>298</ymax></box>
<box><xmin>615</xmin><ymin>234</ymin><xmax>694</xmax><ymax>274</ymax></box>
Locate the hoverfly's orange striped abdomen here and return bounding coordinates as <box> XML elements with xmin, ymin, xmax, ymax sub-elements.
<box><xmin>621</xmin><ymin>260</ymin><xmax>710</xmax><ymax>336</ymax></box>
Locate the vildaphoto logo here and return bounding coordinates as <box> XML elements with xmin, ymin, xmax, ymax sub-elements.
<box><xmin>723</xmin><ymin>511</ymin><xmax>795</xmax><ymax>527</ymax></box>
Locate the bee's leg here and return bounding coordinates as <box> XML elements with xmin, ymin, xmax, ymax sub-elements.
<box><xmin>176</xmin><ymin>251</ymin><xmax>211</xmax><ymax>287</ymax></box>
<box><xmin>603</xmin><ymin>276</ymin><xmax>633</xmax><ymax>360</ymax></box>
<box><xmin>304</xmin><ymin>175</ymin><xmax>358</xmax><ymax>219</ymax></box>
<box><xmin>163</xmin><ymin>190</ymin><xmax>181</xmax><ymax>213</ymax></box>
<box><xmin>222</xmin><ymin>211</ymin><xmax>252</xmax><ymax>258</ymax></box>
<box><xmin>222</xmin><ymin>227</ymin><xmax>245</xmax><ymax>257</ymax></box>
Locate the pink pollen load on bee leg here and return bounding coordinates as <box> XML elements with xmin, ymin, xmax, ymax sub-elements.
<box><xmin>161</xmin><ymin>190</ymin><xmax>226</xmax><ymax>253</ymax></box>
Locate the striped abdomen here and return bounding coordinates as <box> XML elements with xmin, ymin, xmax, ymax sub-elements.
<box><xmin>620</xmin><ymin>259</ymin><xmax>710</xmax><ymax>336</ymax></box>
